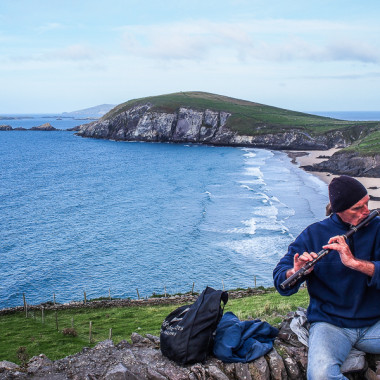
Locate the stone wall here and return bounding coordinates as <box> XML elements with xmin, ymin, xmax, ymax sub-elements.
<box><xmin>1</xmin><ymin>309</ymin><xmax>379</xmax><ymax>379</ymax></box>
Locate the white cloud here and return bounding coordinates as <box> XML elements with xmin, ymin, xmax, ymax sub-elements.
<box><xmin>301</xmin><ymin>71</ymin><xmax>380</xmax><ymax>80</ymax></box>
<box><xmin>3</xmin><ymin>44</ymin><xmax>99</xmax><ymax>64</ymax></box>
<box><xmin>51</xmin><ymin>44</ymin><xmax>97</xmax><ymax>61</ymax></box>
<box><xmin>118</xmin><ymin>19</ymin><xmax>380</xmax><ymax>64</ymax></box>
<box><xmin>326</xmin><ymin>40</ymin><xmax>380</xmax><ymax>63</ymax></box>
<box><xmin>37</xmin><ymin>22</ymin><xmax>64</xmax><ymax>32</ymax></box>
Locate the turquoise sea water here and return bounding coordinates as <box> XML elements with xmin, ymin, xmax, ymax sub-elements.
<box><xmin>5</xmin><ymin>112</ymin><xmax>374</xmax><ymax>308</ymax></box>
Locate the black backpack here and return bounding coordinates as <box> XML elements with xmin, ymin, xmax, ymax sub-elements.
<box><xmin>160</xmin><ymin>286</ymin><xmax>228</xmax><ymax>365</ymax></box>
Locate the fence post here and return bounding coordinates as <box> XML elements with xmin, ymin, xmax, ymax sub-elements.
<box><xmin>89</xmin><ymin>321</ymin><xmax>93</xmax><ymax>343</ymax></box>
<box><xmin>23</xmin><ymin>293</ymin><xmax>27</xmax><ymax>317</ymax></box>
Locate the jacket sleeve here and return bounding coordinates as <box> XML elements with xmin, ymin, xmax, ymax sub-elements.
<box><xmin>273</xmin><ymin>229</ymin><xmax>310</xmax><ymax>296</ymax></box>
<box><xmin>366</xmin><ymin>220</ymin><xmax>380</xmax><ymax>289</ymax></box>
<box><xmin>368</xmin><ymin>262</ymin><xmax>380</xmax><ymax>289</ymax></box>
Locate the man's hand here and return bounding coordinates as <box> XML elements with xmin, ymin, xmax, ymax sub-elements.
<box><xmin>323</xmin><ymin>235</ymin><xmax>375</xmax><ymax>276</ymax></box>
<box><xmin>323</xmin><ymin>236</ymin><xmax>354</xmax><ymax>267</ymax></box>
<box><xmin>286</xmin><ymin>251</ymin><xmax>318</xmax><ymax>278</ymax></box>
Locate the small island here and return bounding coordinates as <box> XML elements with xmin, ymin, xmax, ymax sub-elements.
<box><xmin>0</xmin><ymin>122</ymin><xmax>61</xmax><ymax>131</ymax></box>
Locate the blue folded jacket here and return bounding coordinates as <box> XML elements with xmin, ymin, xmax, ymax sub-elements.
<box><xmin>213</xmin><ymin>311</ymin><xmax>279</xmax><ymax>363</ymax></box>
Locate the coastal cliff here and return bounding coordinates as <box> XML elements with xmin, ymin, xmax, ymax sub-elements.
<box><xmin>75</xmin><ymin>92</ymin><xmax>380</xmax><ymax>176</ymax></box>
<box><xmin>76</xmin><ymin>103</ymin><xmax>355</xmax><ymax>150</ymax></box>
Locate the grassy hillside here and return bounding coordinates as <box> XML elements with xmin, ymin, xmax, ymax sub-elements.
<box><xmin>103</xmin><ymin>91</ymin><xmax>380</xmax><ymax>137</ymax></box>
<box><xmin>339</xmin><ymin>130</ymin><xmax>380</xmax><ymax>156</ymax></box>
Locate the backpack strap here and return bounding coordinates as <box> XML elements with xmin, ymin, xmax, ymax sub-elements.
<box><xmin>221</xmin><ymin>291</ymin><xmax>228</xmax><ymax>310</ymax></box>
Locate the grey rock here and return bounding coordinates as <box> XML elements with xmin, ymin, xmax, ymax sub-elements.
<box><xmin>130</xmin><ymin>332</ymin><xmax>155</xmax><ymax>347</ymax></box>
<box><xmin>0</xmin><ymin>360</ymin><xmax>20</xmax><ymax>371</ymax></box>
<box><xmin>145</xmin><ymin>334</ymin><xmax>161</xmax><ymax>346</ymax></box>
<box><xmin>248</xmin><ymin>356</ymin><xmax>270</xmax><ymax>380</ymax></box>
<box><xmin>26</xmin><ymin>354</ymin><xmax>53</xmax><ymax>374</ymax></box>
<box><xmin>207</xmin><ymin>364</ymin><xmax>230</xmax><ymax>380</ymax></box>
<box><xmin>266</xmin><ymin>349</ymin><xmax>287</xmax><ymax>380</ymax></box>
<box><xmin>235</xmin><ymin>362</ymin><xmax>253</xmax><ymax>380</ymax></box>
<box><xmin>105</xmin><ymin>363</ymin><xmax>139</xmax><ymax>380</ymax></box>
<box><xmin>284</xmin><ymin>356</ymin><xmax>302</xmax><ymax>380</ymax></box>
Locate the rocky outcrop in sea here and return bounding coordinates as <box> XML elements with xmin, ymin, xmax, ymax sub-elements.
<box><xmin>30</xmin><ymin>123</ymin><xmax>59</xmax><ymax>131</ymax></box>
<box><xmin>0</xmin><ymin>123</ymin><xmax>60</xmax><ymax>131</ymax></box>
<box><xmin>75</xmin><ymin>104</ymin><xmax>354</xmax><ymax>151</ymax></box>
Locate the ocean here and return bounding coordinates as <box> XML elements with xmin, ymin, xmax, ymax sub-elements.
<box><xmin>0</xmin><ymin>111</ymin><xmax>376</xmax><ymax>309</ymax></box>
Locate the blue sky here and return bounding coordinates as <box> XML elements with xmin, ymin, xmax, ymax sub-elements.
<box><xmin>1</xmin><ymin>0</ymin><xmax>379</xmax><ymax>113</ymax></box>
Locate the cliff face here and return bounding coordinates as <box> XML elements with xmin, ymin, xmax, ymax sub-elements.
<box><xmin>302</xmin><ymin>151</ymin><xmax>380</xmax><ymax>177</ymax></box>
<box><xmin>76</xmin><ymin>104</ymin><xmax>352</xmax><ymax>150</ymax></box>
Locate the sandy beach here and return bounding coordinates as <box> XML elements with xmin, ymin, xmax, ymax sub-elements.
<box><xmin>285</xmin><ymin>148</ymin><xmax>380</xmax><ymax>210</ymax></box>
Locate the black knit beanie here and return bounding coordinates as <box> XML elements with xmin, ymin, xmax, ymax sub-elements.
<box><xmin>328</xmin><ymin>175</ymin><xmax>367</xmax><ymax>213</ymax></box>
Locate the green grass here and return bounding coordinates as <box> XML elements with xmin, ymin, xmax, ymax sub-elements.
<box><xmin>340</xmin><ymin>130</ymin><xmax>380</xmax><ymax>155</ymax></box>
<box><xmin>224</xmin><ymin>287</ymin><xmax>309</xmax><ymax>326</ymax></box>
<box><xmin>0</xmin><ymin>288</ymin><xmax>309</xmax><ymax>365</ymax></box>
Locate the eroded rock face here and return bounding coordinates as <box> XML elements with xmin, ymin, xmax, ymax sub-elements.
<box><xmin>302</xmin><ymin>151</ymin><xmax>380</xmax><ymax>178</ymax></box>
<box><xmin>2</xmin><ymin>311</ymin><xmax>379</xmax><ymax>379</ymax></box>
<box><xmin>76</xmin><ymin>104</ymin><xmax>352</xmax><ymax>150</ymax></box>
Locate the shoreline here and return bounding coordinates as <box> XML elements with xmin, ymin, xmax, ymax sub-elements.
<box><xmin>285</xmin><ymin>148</ymin><xmax>380</xmax><ymax>210</ymax></box>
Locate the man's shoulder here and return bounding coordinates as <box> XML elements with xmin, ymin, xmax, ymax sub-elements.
<box><xmin>306</xmin><ymin>216</ymin><xmax>335</xmax><ymax>231</ymax></box>
<box><xmin>368</xmin><ymin>214</ymin><xmax>380</xmax><ymax>230</ymax></box>
<box><xmin>294</xmin><ymin>217</ymin><xmax>333</xmax><ymax>242</ymax></box>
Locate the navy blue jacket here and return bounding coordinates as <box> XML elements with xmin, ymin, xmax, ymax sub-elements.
<box><xmin>213</xmin><ymin>312</ymin><xmax>278</xmax><ymax>363</ymax></box>
<box><xmin>273</xmin><ymin>214</ymin><xmax>380</xmax><ymax>328</ymax></box>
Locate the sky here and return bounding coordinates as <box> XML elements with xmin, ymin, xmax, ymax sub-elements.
<box><xmin>1</xmin><ymin>0</ymin><xmax>379</xmax><ymax>113</ymax></box>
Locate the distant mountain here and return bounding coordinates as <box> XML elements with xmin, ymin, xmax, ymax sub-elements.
<box><xmin>62</xmin><ymin>104</ymin><xmax>116</xmax><ymax>118</ymax></box>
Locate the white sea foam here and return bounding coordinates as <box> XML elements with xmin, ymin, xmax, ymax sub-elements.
<box><xmin>228</xmin><ymin>218</ymin><xmax>257</xmax><ymax>235</ymax></box>
<box><xmin>244</xmin><ymin>166</ymin><xmax>263</xmax><ymax>177</ymax></box>
<box><xmin>240</xmin><ymin>178</ymin><xmax>266</xmax><ymax>187</ymax></box>
<box><xmin>219</xmin><ymin>234</ymin><xmax>293</xmax><ymax>259</ymax></box>
<box><xmin>243</xmin><ymin>152</ymin><xmax>256</xmax><ymax>158</ymax></box>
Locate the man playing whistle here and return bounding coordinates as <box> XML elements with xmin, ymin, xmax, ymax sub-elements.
<box><xmin>273</xmin><ymin>175</ymin><xmax>380</xmax><ymax>380</ymax></box>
